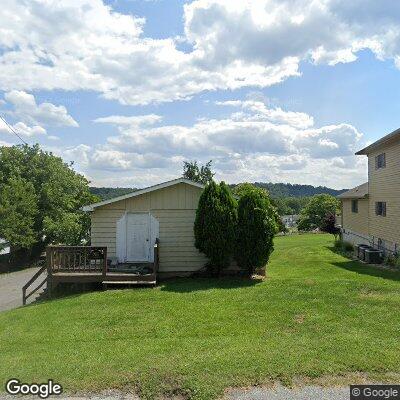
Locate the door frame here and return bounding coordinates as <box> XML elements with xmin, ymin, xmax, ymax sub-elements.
<box><xmin>116</xmin><ymin>212</ymin><xmax>159</xmax><ymax>263</ymax></box>
<box><xmin>126</xmin><ymin>212</ymin><xmax>151</xmax><ymax>262</ymax></box>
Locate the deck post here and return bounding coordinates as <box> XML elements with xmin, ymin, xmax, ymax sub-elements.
<box><xmin>46</xmin><ymin>247</ymin><xmax>52</xmax><ymax>299</ymax></box>
<box><xmin>102</xmin><ymin>247</ymin><xmax>107</xmax><ymax>279</ymax></box>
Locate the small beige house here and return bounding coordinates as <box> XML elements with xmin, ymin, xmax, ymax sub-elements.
<box><xmin>83</xmin><ymin>178</ymin><xmax>208</xmax><ymax>276</ymax></box>
<box><xmin>339</xmin><ymin>127</ymin><xmax>400</xmax><ymax>254</ymax></box>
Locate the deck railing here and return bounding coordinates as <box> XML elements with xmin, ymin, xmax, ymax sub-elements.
<box><xmin>47</xmin><ymin>246</ymin><xmax>107</xmax><ymax>275</ymax></box>
<box><xmin>22</xmin><ymin>264</ymin><xmax>48</xmax><ymax>305</ymax></box>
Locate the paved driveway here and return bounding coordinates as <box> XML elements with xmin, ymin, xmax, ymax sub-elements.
<box><xmin>0</xmin><ymin>267</ymin><xmax>40</xmax><ymax>312</ymax></box>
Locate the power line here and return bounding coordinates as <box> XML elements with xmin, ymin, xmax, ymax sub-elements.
<box><xmin>0</xmin><ymin>114</ymin><xmax>28</xmax><ymax>145</ymax></box>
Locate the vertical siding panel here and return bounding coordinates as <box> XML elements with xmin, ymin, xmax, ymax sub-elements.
<box><xmin>342</xmin><ymin>198</ymin><xmax>369</xmax><ymax>235</ymax></box>
<box><xmin>178</xmin><ymin>184</ymin><xmax>186</xmax><ymax>209</ymax></box>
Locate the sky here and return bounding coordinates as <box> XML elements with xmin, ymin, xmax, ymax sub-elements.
<box><xmin>1</xmin><ymin>1</ymin><xmax>400</xmax><ymax>189</ymax></box>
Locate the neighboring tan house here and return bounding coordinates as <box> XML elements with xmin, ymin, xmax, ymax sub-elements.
<box><xmin>83</xmin><ymin>177</ymin><xmax>225</xmax><ymax>277</ymax></box>
<box><xmin>281</xmin><ymin>214</ymin><xmax>300</xmax><ymax>228</ymax></box>
<box><xmin>339</xmin><ymin>128</ymin><xmax>400</xmax><ymax>254</ymax></box>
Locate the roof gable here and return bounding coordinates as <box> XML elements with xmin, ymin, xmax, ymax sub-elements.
<box><xmin>83</xmin><ymin>178</ymin><xmax>205</xmax><ymax>211</ymax></box>
<box><xmin>356</xmin><ymin>127</ymin><xmax>400</xmax><ymax>155</ymax></box>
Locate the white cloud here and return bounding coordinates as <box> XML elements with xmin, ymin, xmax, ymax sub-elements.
<box><xmin>61</xmin><ymin>101</ymin><xmax>366</xmax><ymax>188</ymax></box>
<box><xmin>216</xmin><ymin>100</ymin><xmax>314</xmax><ymax>129</ymax></box>
<box><xmin>11</xmin><ymin>122</ymin><xmax>46</xmax><ymax>137</ymax></box>
<box><xmin>0</xmin><ymin>139</ymin><xmax>13</xmax><ymax>147</ymax></box>
<box><xmin>1</xmin><ymin>1</ymin><xmax>400</xmax><ymax>105</ymax></box>
<box><xmin>0</xmin><ymin>118</ymin><xmax>47</xmax><ymax>138</ymax></box>
<box><xmin>64</xmin><ymin>144</ymin><xmax>92</xmax><ymax>166</ymax></box>
<box><xmin>94</xmin><ymin>114</ymin><xmax>162</xmax><ymax>127</ymax></box>
<box><xmin>0</xmin><ymin>118</ymin><xmax>9</xmax><ymax>133</ymax></box>
<box><xmin>3</xmin><ymin>91</ymin><xmax>78</xmax><ymax>127</ymax></box>
<box><xmin>294</xmin><ymin>124</ymin><xmax>362</xmax><ymax>158</ymax></box>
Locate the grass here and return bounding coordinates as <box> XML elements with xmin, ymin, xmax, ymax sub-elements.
<box><xmin>1</xmin><ymin>234</ymin><xmax>400</xmax><ymax>399</ymax></box>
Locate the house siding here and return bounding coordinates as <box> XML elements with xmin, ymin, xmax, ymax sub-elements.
<box><xmin>91</xmin><ymin>182</ymin><xmax>208</xmax><ymax>273</ymax></box>
<box><xmin>341</xmin><ymin>198</ymin><xmax>369</xmax><ymax>236</ymax></box>
<box><xmin>367</xmin><ymin>140</ymin><xmax>400</xmax><ymax>251</ymax></box>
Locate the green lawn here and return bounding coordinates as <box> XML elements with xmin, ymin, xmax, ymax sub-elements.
<box><xmin>1</xmin><ymin>234</ymin><xmax>400</xmax><ymax>399</ymax></box>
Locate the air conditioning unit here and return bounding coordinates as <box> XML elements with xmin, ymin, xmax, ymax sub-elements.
<box><xmin>357</xmin><ymin>244</ymin><xmax>371</xmax><ymax>261</ymax></box>
<box><xmin>364</xmin><ymin>249</ymin><xmax>383</xmax><ymax>264</ymax></box>
<box><xmin>355</xmin><ymin>244</ymin><xmax>365</xmax><ymax>258</ymax></box>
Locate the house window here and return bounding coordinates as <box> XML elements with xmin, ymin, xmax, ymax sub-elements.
<box><xmin>375</xmin><ymin>153</ymin><xmax>386</xmax><ymax>169</ymax></box>
<box><xmin>375</xmin><ymin>201</ymin><xmax>387</xmax><ymax>216</ymax></box>
<box><xmin>351</xmin><ymin>199</ymin><xmax>358</xmax><ymax>213</ymax></box>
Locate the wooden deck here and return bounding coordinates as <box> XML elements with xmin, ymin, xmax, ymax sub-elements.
<box><xmin>51</xmin><ymin>271</ymin><xmax>157</xmax><ymax>284</ymax></box>
<box><xmin>23</xmin><ymin>241</ymin><xmax>159</xmax><ymax>304</ymax></box>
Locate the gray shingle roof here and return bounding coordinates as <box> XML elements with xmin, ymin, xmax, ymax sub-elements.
<box><xmin>337</xmin><ymin>182</ymin><xmax>368</xmax><ymax>199</ymax></box>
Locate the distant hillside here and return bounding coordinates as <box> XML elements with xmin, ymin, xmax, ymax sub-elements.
<box><xmin>253</xmin><ymin>182</ymin><xmax>347</xmax><ymax>198</ymax></box>
<box><xmin>90</xmin><ymin>187</ymin><xmax>137</xmax><ymax>201</ymax></box>
<box><xmin>90</xmin><ymin>182</ymin><xmax>346</xmax><ymax>201</ymax></box>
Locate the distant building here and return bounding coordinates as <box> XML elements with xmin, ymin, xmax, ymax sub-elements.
<box><xmin>0</xmin><ymin>239</ymin><xmax>10</xmax><ymax>255</ymax></box>
<box><xmin>281</xmin><ymin>214</ymin><xmax>300</xmax><ymax>228</ymax></box>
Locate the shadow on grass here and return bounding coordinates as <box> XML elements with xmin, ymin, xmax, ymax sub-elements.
<box><xmin>160</xmin><ymin>276</ymin><xmax>263</xmax><ymax>293</ymax></box>
<box><xmin>327</xmin><ymin>246</ymin><xmax>400</xmax><ymax>282</ymax></box>
<box><xmin>25</xmin><ymin>282</ymin><xmax>104</xmax><ymax>307</ymax></box>
<box><xmin>26</xmin><ymin>278</ymin><xmax>263</xmax><ymax>306</ymax></box>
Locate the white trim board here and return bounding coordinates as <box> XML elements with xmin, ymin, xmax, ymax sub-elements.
<box><xmin>83</xmin><ymin>178</ymin><xmax>205</xmax><ymax>212</ymax></box>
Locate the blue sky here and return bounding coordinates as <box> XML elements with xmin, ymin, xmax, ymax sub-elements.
<box><xmin>1</xmin><ymin>0</ymin><xmax>400</xmax><ymax>189</ymax></box>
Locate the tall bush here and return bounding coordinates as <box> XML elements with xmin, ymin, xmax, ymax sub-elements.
<box><xmin>194</xmin><ymin>181</ymin><xmax>237</xmax><ymax>274</ymax></box>
<box><xmin>235</xmin><ymin>185</ymin><xmax>277</xmax><ymax>275</ymax></box>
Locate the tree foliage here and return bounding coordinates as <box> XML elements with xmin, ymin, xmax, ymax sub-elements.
<box><xmin>297</xmin><ymin>194</ymin><xmax>340</xmax><ymax>231</ymax></box>
<box><xmin>234</xmin><ymin>183</ymin><xmax>281</xmax><ymax>231</ymax></box>
<box><xmin>90</xmin><ymin>187</ymin><xmax>136</xmax><ymax>200</ymax></box>
<box><xmin>234</xmin><ymin>184</ymin><xmax>277</xmax><ymax>274</ymax></box>
<box><xmin>0</xmin><ymin>144</ymin><xmax>98</xmax><ymax>261</ymax></box>
<box><xmin>0</xmin><ymin>176</ymin><xmax>38</xmax><ymax>249</ymax></box>
<box><xmin>183</xmin><ymin>160</ymin><xmax>215</xmax><ymax>185</ymax></box>
<box><xmin>194</xmin><ymin>181</ymin><xmax>237</xmax><ymax>274</ymax></box>
<box><xmin>253</xmin><ymin>182</ymin><xmax>346</xmax><ymax>198</ymax></box>
<box><xmin>271</xmin><ymin>196</ymin><xmax>310</xmax><ymax>216</ymax></box>
<box><xmin>235</xmin><ymin>184</ymin><xmax>311</xmax><ymax>216</ymax></box>
<box><xmin>321</xmin><ymin>212</ymin><xmax>340</xmax><ymax>239</ymax></box>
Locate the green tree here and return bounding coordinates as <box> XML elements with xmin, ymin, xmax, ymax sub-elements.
<box><xmin>297</xmin><ymin>194</ymin><xmax>340</xmax><ymax>231</ymax></box>
<box><xmin>270</xmin><ymin>197</ymin><xmax>292</xmax><ymax>216</ymax></box>
<box><xmin>183</xmin><ymin>160</ymin><xmax>215</xmax><ymax>184</ymax></box>
<box><xmin>0</xmin><ymin>144</ymin><xmax>98</xmax><ymax>262</ymax></box>
<box><xmin>194</xmin><ymin>181</ymin><xmax>237</xmax><ymax>274</ymax></box>
<box><xmin>0</xmin><ymin>176</ymin><xmax>38</xmax><ymax>249</ymax></box>
<box><xmin>235</xmin><ymin>185</ymin><xmax>277</xmax><ymax>275</ymax></box>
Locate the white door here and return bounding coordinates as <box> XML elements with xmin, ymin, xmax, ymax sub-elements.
<box><xmin>127</xmin><ymin>213</ymin><xmax>150</xmax><ymax>262</ymax></box>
